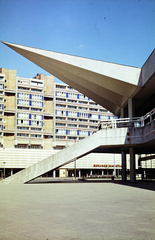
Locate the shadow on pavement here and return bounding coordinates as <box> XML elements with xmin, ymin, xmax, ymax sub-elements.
<box><xmin>28</xmin><ymin>178</ymin><xmax>155</xmax><ymax>191</ymax></box>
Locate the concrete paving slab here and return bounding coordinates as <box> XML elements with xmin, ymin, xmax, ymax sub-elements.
<box><xmin>0</xmin><ymin>181</ymin><xmax>155</xmax><ymax>240</ymax></box>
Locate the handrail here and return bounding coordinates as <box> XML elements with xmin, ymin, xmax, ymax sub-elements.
<box><xmin>98</xmin><ymin>108</ymin><xmax>155</xmax><ymax>130</ymax></box>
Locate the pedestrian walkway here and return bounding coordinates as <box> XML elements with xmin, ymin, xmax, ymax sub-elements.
<box><xmin>0</xmin><ymin>180</ymin><xmax>154</xmax><ymax>240</ymax></box>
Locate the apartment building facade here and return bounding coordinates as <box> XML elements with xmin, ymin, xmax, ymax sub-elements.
<box><xmin>0</xmin><ymin>68</ymin><xmax>129</xmax><ymax>178</ymax></box>
<box><xmin>0</xmin><ymin>68</ymin><xmax>54</xmax><ymax>150</ymax></box>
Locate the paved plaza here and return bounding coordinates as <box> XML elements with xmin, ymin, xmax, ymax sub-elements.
<box><xmin>0</xmin><ymin>180</ymin><xmax>155</xmax><ymax>240</ymax></box>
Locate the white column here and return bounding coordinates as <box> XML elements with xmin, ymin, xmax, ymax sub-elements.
<box><xmin>90</xmin><ymin>170</ymin><xmax>92</xmax><ymax>176</ymax></box>
<box><xmin>129</xmin><ymin>147</ymin><xmax>136</xmax><ymax>182</ymax></box>
<box><xmin>121</xmin><ymin>151</ymin><xmax>127</xmax><ymax>182</ymax></box>
<box><xmin>79</xmin><ymin>169</ymin><xmax>81</xmax><ymax>178</ymax></box>
<box><xmin>53</xmin><ymin>170</ymin><xmax>56</xmax><ymax>178</ymax></box>
<box><xmin>102</xmin><ymin>169</ymin><xmax>104</xmax><ymax>176</ymax></box>
<box><xmin>11</xmin><ymin>169</ymin><xmax>13</xmax><ymax>176</ymax></box>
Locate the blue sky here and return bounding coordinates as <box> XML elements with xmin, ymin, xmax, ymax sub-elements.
<box><xmin>0</xmin><ymin>0</ymin><xmax>155</xmax><ymax>82</ymax></box>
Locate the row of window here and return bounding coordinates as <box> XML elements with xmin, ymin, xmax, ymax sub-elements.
<box><xmin>17</xmin><ymin>99</ymin><xmax>43</xmax><ymax>107</ymax></box>
<box><xmin>56</xmin><ymin>136</ymin><xmax>85</xmax><ymax>140</ymax></box>
<box><xmin>18</xmin><ymin>87</ymin><xmax>42</xmax><ymax>92</ymax></box>
<box><xmin>17</xmin><ymin>120</ymin><xmax>43</xmax><ymax>126</ymax></box>
<box><xmin>17</xmin><ymin>127</ymin><xmax>42</xmax><ymax>131</ymax></box>
<box><xmin>15</xmin><ymin>145</ymin><xmax>41</xmax><ymax>148</ymax></box>
<box><xmin>18</xmin><ymin>93</ymin><xmax>43</xmax><ymax>100</ymax></box>
<box><xmin>56</xmin><ymin>98</ymin><xmax>100</xmax><ymax>107</ymax></box>
<box><xmin>17</xmin><ymin>107</ymin><xmax>43</xmax><ymax>112</ymax></box>
<box><xmin>17</xmin><ymin>133</ymin><xmax>42</xmax><ymax>138</ymax></box>
<box><xmin>56</xmin><ymin>129</ymin><xmax>91</xmax><ymax>136</ymax></box>
<box><xmin>56</xmin><ymin>104</ymin><xmax>104</xmax><ymax>112</ymax></box>
<box><xmin>17</xmin><ymin>113</ymin><xmax>43</xmax><ymax>120</ymax></box>
<box><xmin>56</xmin><ymin>110</ymin><xmax>111</xmax><ymax>120</ymax></box>
<box><xmin>56</xmin><ymin>123</ymin><xmax>97</xmax><ymax>129</ymax></box>
<box><xmin>56</xmin><ymin>91</ymin><xmax>89</xmax><ymax>100</ymax></box>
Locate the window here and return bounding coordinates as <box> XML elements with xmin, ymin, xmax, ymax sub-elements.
<box><xmin>18</xmin><ymin>93</ymin><xmax>29</xmax><ymax>99</ymax></box>
<box><xmin>56</xmin><ymin>91</ymin><xmax>66</xmax><ymax>97</ymax></box>
<box><xmin>30</xmin><ymin>134</ymin><xmax>42</xmax><ymax>138</ymax></box>
<box><xmin>17</xmin><ymin>127</ymin><xmax>28</xmax><ymax>130</ymax></box>
<box><xmin>79</xmin><ymin>131</ymin><xmax>88</xmax><ymax>136</ymax></box>
<box><xmin>18</xmin><ymin>113</ymin><xmax>29</xmax><ymax>119</ymax></box>
<box><xmin>30</xmin><ymin>145</ymin><xmax>41</xmax><ymax>148</ymax></box>
<box><xmin>56</xmin><ymin>129</ymin><xmax>66</xmax><ymax>135</ymax></box>
<box><xmin>91</xmin><ymin>114</ymin><xmax>98</xmax><ymax>119</ymax></box>
<box><xmin>68</xmin><ymin>130</ymin><xmax>77</xmax><ymax>135</ymax></box>
<box><xmin>17</xmin><ymin>107</ymin><xmax>29</xmax><ymax>110</ymax></box>
<box><xmin>56</xmin><ymin>104</ymin><xmax>65</xmax><ymax>108</ymax></box>
<box><xmin>56</xmin><ymin>110</ymin><xmax>66</xmax><ymax>116</ymax></box>
<box><xmin>31</xmin><ymin>127</ymin><xmax>42</xmax><ymax>131</ymax></box>
<box><xmin>18</xmin><ymin>99</ymin><xmax>29</xmax><ymax>106</ymax></box>
<box><xmin>68</xmin><ymin>111</ymin><xmax>77</xmax><ymax>117</ymax></box>
<box><xmin>31</xmin><ymin>94</ymin><xmax>42</xmax><ymax>100</ymax></box>
<box><xmin>79</xmin><ymin>125</ymin><xmax>87</xmax><ymax>128</ymax></box>
<box><xmin>31</xmin><ymin>121</ymin><xmax>42</xmax><ymax>126</ymax></box>
<box><xmin>89</xmin><ymin>108</ymin><xmax>98</xmax><ymax>112</ymax></box>
<box><xmin>79</xmin><ymin>107</ymin><xmax>87</xmax><ymax>110</ymax></box>
<box><xmin>79</xmin><ymin>95</ymin><xmax>88</xmax><ymax>100</ymax></box>
<box><xmin>31</xmin><ymin>114</ymin><xmax>42</xmax><ymax>120</ymax></box>
<box><xmin>56</xmin><ymin>136</ymin><xmax>66</xmax><ymax>139</ymax></box>
<box><xmin>18</xmin><ymin>119</ymin><xmax>29</xmax><ymax>125</ymax></box>
<box><xmin>100</xmin><ymin>115</ymin><xmax>109</xmax><ymax>120</ymax></box>
<box><xmin>56</xmin><ymin>98</ymin><xmax>66</xmax><ymax>102</ymax></box>
<box><xmin>56</xmin><ymin>123</ymin><xmax>66</xmax><ymax>126</ymax></box>
<box><xmin>15</xmin><ymin>145</ymin><xmax>27</xmax><ymax>148</ymax></box>
<box><xmin>31</xmin><ymin>108</ymin><xmax>42</xmax><ymax>112</ymax></box>
<box><xmin>67</xmin><ymin>118</ymin><xmax>77</xmax><ymax>121</ymax></box>
<box><xmin>56</xmin><ymin>117</ymin><xmax>66</xmax><ymax>120</ymax></box>
<box><xmin>67</xmin><ymin>124</ymin><xmax>77</xmax><ymax>127</ymax></box>
<box><xmin>31</xmin><ymin>101</ymin><xmax>42</xmax><ymax>107</ymax></box>
<box><xmin>18</xmin><ymin>87</ymin><xmax>29</xmax><ymax>91</ymax></box>
<box><xmin>17</xmin><ymin>133</ymin><xmax>28</xmax><ymax>137</ymax></box>
<box><xmin>68</xmin><ymin>93</ymin><xmax>77</xmax><ymax>99</ymax></box>
<box><xmin>31</xmin><ymin>89</ymin><xmax>42</xmax><ymax>92</ymax></box>
<box><xmin>79</xmin><ymin>113</ymin><xmax>88</xmax><ymax>118</ymax></box>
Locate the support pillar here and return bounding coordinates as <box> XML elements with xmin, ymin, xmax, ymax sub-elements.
<box><xmin>121</xmin><ymin>151</ymin><xmax>127</xmax><ymax>182</ymax></box>
<box><xmin>90</xmin><ymin>170</ymin><xmax>92</xmax><ymax>176</ymax></box>
<box><xmin>102</xmin><ymin>169</ymin><xmax>104</xmax><ymax>176</ymax></box>
<box><xmin>79</xmin><ymin>169</ymin><xmax>81</xmax><ymax>178</ymax></box>
<box><xmin>120</xmin><ymin>108</ymin><xmax>124</xmax><ymax>118</ymax></box>
<box><xmin>11</xmin><ymin>169</ymin><xmax>13</xmax><ymax>176</ymax></box>
<box><xmin>53</xmin><ymin>170</ymin><xmax>56</xmax><ymax>178</ymax></box>
<box><xmin>129</xmin><ymin>147</ymin><xmax>136</xmax><ymax>182</ymax></box>
<box><xmin>128</xmin><ymin>98</ymin><xmax>133</xmax><ymax>119</ymax></box>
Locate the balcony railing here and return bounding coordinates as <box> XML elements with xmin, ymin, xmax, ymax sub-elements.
<box><xmin>98</xmin><ymin>108</ymin><xmax>155</xmax><ymax>130</ymax></box>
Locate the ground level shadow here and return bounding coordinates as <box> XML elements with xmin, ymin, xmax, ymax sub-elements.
<box><xmin>28</xmin><ymin>178</ymin><xmax>155</xmax><ymax>191</ymax></box>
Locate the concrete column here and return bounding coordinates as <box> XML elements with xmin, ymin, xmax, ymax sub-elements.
<box><xmin>90</xmin><ymin>170</ymin><xmax>92</xmax><ymax>176</ymax></box>
<box><xmin>11</xmin><ymin>169</ymin><xmax>13</xmax><ymax>176</ymax></box>
<box><xmin>66</xmin><ymin>169</ymin><xmax>68</xmax><ymax>177</ymax></box>
<box><xmin>128</xmin><ymin>98</ymin><xmax>133</xmax><ymax>119</ymax></box>
<box><xmin>121</xmin><ymin>151</ymin><xmax>127</xmax><ymax>182</ymax></box>
<box><xmin>53</xmin><ymin>170</ymin><xmax>56</xmax><ymax>178</ymax></box>
<box><xmin>129</xmin><ymin>147</ymin><xmax>136</xmax><ymax>182</ymax></box>
<box><xmin>102</xmin><ymin>169</ymin><xmax>104</xmax><ymax>176</ymax></box>
<box><xmin>79</xmin><ymin>169</ymin><xmax>81</xmax><ymax>178</ymax></box>
<box><xmin>120</xmin><ymin>108</ymin><xmax>124</xmax><ymax>118</ymax></box>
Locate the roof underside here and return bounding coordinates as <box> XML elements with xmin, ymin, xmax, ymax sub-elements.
<box><xmin>2</xmin><ymin>41</ymin><xmax>142</xmax><ymax>115</ymax></box>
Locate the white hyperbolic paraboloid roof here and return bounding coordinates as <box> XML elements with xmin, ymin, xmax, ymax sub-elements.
<box><xmin>2</xmin><ymin>41</ymin><xmax>141</xmax><ymax>115</ymax></box>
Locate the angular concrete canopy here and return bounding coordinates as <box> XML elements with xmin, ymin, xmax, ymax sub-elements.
<box><xmin>1</xmin><ymin>41</ymin><xmax>141</xmax><ymax>115</ymax></box>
